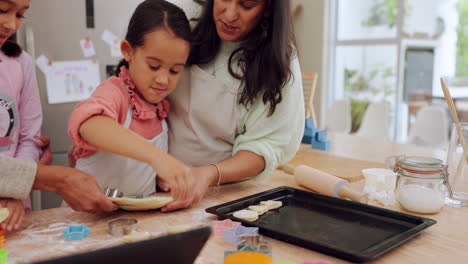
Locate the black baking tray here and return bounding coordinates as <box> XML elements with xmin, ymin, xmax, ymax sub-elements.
<box><xmin>206</xmin><ymin>186</ymin><xmax>436</xmax><ymax>263</ymax></box>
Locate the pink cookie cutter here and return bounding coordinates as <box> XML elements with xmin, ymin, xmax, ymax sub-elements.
<box><xmin>212</xmin><ymin>219</ymin><xmax>241</xmax><ymax>237</ymax></box>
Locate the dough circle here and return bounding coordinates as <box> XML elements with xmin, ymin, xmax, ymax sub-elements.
<box><xmin>248</xmin><ymin>205</ymin><xmax>269</xmax><ymax>215</ymax></box>
<box><xmin>260</xmin><ymin>200</ymin><xmax>283</xmax><ymax>210</ymax></box>
<box><xmin>109</xmin><ymin>196</ymin><xmax>173</xmax><ymax>211</ymax></box>
<box><xmin>233</xmin><ymin>209</ymin><xmax>259</xmax><ymax>221</ymax></box>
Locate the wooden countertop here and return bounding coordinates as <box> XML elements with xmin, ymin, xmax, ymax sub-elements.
<box><xmin>5</xmin><ymin>142</ymin><xmax>468</xmax><ymax>264</ymax></box>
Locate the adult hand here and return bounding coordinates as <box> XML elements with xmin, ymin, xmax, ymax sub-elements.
<box><xmin>35</xmin><ymin>136</ymin><xmax>52</xmax><ymax>165</ymax></box>
<box><xmin>57</xmin><ymin>168</ymin><xmax>119</xmax><ymax>213</ymax></box>
<box><xmin>150</xmin><ymin>154</ymin><xmax>195</xmax><ymax>211</ymax></box>
<box><xmin>67</xmin><ymin>144</ymin><xmax>77</xmax><ymax>168</ymax></box>
<box><xmin>34</xmin><ymin>165</ymin><xmax>118</xmax><ymax>213</ymax></box>
<box><xmin>161</xmin><ymin>165</ymin><xmax>217</xmax><ymax>212</ymax></box>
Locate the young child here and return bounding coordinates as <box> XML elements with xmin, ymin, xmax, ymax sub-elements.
<box><xmin>0</xmin><ymin>0</ymin><xmax>42</xmax><ymax>231</ymax></box>
<box><xmin>68</xmin><ymin>0</ymin><xmax>193</xmax><ymax>199</ymax></box>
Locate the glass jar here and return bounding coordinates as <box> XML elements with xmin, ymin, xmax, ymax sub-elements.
<box><xmin>394</xmin><ymin>156</ymin><xmax>447</xmax><ymax>214</ymax></box>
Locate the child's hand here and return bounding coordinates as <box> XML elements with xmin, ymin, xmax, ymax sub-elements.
<box><xmin>161</xmin><ymin>166</ymin><xmax>214</xmax><ymax>212</ymax></box>
<box><xmin>157</xmin><ymin>179</ymin><xmax>171</xmax><ymax>192</ymax></box>
<box><xmin>67</xmin><ymin>144</ymin><xmax>78</xmax><ymax>168</ymax></box>
<box><xmin>150</xmin><ymin>154</ymin><xmax>195</xmax><ymax>208</ymax></box>
<box><xmin>0</xmin><ymin>199</ymin><xmax>25</xmax><ymax>231</ymax></box>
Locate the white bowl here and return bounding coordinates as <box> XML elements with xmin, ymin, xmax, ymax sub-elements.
<box><xmin>361</xmin><ymin>168</ymin><xmax>397</xmax><ymax>192</ymax></box>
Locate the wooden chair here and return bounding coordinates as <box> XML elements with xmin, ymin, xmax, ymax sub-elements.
<box><xmin>302</xmin><ymin>72</ymin><xmax>319</xmax><ymax>127</ymax></box>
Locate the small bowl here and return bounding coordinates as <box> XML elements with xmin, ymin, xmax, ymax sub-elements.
<box><xmin>361</xmin><ymin>168</ymin><xmax>397</xmax><ymax>192</ymax></box>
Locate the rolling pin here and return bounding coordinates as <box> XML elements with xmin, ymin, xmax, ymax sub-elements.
<box><xmin>292</xmin><ymin>165</ymin><xmax>367</xmax><ymax>203</ymax></box>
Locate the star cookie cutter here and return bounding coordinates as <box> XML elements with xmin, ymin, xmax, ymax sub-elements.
<box><xmin>62</xmin><ymin>225</ymin><xmax>90</xmax><ymax>240</ymax></box>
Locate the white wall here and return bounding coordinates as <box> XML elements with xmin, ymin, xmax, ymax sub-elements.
<box><xmin>292</xmin><ymin>0</ymin><xmax>327</xmax><ymax>127</ymax></box>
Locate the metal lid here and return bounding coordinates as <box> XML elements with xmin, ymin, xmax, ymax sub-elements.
<box><xmin>396</xmin><ymin>156</ymin><xmax>446</xmax><ymax>178</ymax></box>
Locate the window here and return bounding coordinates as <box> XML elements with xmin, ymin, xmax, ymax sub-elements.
<box><xmin>328</xmin><ymin>0</ymin><xmax>459</xmax><ymax>141</ymax></box>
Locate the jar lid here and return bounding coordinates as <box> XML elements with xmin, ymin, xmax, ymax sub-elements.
<box><xmin>396</xmin><ymin>156</ymin><xmax>446</xmax><ymax>178</ymax></box>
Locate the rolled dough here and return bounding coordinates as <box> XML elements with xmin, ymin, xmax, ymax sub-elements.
<box><xmin>0</xmin><ymin>208</ymin><xmax>9</xmax><ymax>223</ymax></box>
<box><xmin>109</xmin><ymin>196</ymin><xmax>173</xmax><ymax>211</ymax></box>
<box><xmin>247</xmin><ymin>205</ymin><xmax>268</xmax><ymax>215</ymax></box>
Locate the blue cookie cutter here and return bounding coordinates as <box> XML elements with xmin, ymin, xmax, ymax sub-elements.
<box><xmin>62</xmin><ymin>225</ymin><xmax>90</xmax><ymax>240</ymax></box>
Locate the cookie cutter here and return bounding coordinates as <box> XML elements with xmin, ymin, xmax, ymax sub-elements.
<box><xmin>62</xmin><ymin>225</ymin><xmax>90</xmax><ymax>240</ymax></box>
<box><xmin>104</xmin><ymin>187</ymin><xmax>124</xmax><ymax>198</ymax></box>
<box><xmin>212</xmin><ymin>219</ymin><xmax>241</xmax><ymax>237</ymax></box>
<box><xmin>224</xmin><ymin>241</ymin><xmax>272</xmax><ymax>258</ymax></box>
<box><xmin>223</xmin><ymin>225</ymin><xmax>258</xmax><ymax>245</ymax></box>
<box><xmin>0</xmin><ymin>249</ymin><xmax>8</xmax><ymax>264</ymax></box>
<box><xmin>108</xmin><ymin>218</ymin><xmax>138</xmax><ymax>236</ymax></box>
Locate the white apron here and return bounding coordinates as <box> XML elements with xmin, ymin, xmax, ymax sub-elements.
<box><xmin>168</xmin><ymin>65</ymin><xmax>242</xmax><ymax>166</ymax></box>
<box><xmin>76</xmin><ymin>106</ymin><xmax>168</xmax><ymax>196</ymax></box>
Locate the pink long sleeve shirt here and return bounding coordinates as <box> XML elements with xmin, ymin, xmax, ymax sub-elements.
<box><xmin>68</xmin><ymin>67</ymin><xmax>169</xmax><ymax>159</ymax></box>
<box><xmin>0</xmin><ymin>50</ymin><xmax>43</xmax><ymax>211</ymax></box>
<box><xmin>0</xmin><ymin>50</ymin><xmax>42</xmax><ymax>163</ymax></box>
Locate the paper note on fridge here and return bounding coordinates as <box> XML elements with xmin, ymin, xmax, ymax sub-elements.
<box><xmin>80</xmin><ymin>37</ymin><xmax>96</xmax><ymax>58</ymax></box>
<box><xmin>44</xmin><ymin>60</ymin><xmax>100</xmax><ymax>104</ymax></box>
<box><xmin>35</xmin><ymin>54</ymin><xmax>52</xmax><ymax>75</ymax></box>
<box><xmin>110</xmin><ymin>40</ymin><xmax>122</xmax><ymax>58</ymax></box>
<box><xmin>101</xmin><ymin>30</ymin><xmax>118</xmax><ymax>45</ymax></box>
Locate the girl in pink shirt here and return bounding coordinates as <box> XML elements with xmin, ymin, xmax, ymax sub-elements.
<box><xmin>0</xmin><ymin>0</ymin><xmax>42</xmax><ymax>230</ymax></box>
<box><xmin>69</xmin><ymin>0</ymin><xmax>195</xmax><ymax>207</ymax></box>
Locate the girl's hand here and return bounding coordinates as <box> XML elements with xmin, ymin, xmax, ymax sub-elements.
<box><xmin>150</xmin><ymin>154</ymin><xmax>195</xmax><ymax>209</ymax></box>
<box><xmin>35</xmin><ymin>136</ymin><xmax>53</xmax><ymax>165</ymax></box>
<box><xmin>161</xmin><ymin>165</ymin><xmax>217</xmax><ymax>212</ymax></box>
<box><xmin>67</xmin><ymin>144</ymin><xmax>77</xmax><ymax>168</ymax></box>
<box><xmin>157</xmin><ymin>179</ymin><xmax>171</xmax><ymax>192</ymax></box>
<box><xmin>0</xmin><ymin>199</ymin><xmax>25</xmax><ymax>231</ymax></box>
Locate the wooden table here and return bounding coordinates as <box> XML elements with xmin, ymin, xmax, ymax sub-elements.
<box><xmin>5</xmin><ymin>142</ymin><xmax>468</xmax><ymax>264</ymax></box>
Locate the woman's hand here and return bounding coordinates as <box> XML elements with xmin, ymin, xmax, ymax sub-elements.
<box><xmin>55</xmin><ymin>167</ymin><xmax>119</xmax><ymax>213</ymax></box>
<box><xmin>35</xmin><ymin>136</ymin><xmax>52</xmax><ymax>165</ymax></box>
<box><xmin>161</xmin><ymin>165</ymin><xmax>217</xmax><ymax>212</ymax></box>
<box><xmin>34</xmin><ymin>165</ymin><xmax>118</xmax><ymax>213</ymax></box>
<box><xmin>0</xmin><ymin>199</ymin><xmax>25</xmax><ymax>231</ymax></box>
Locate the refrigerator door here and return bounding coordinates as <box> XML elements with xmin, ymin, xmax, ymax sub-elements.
<box><xmin>26</xmin><ymin>0</ymin><xmax>142</xmax><ymax>158</ymax></box>
<box><xmin>17</xmin><ymin>0</ymin><xmax>201</xmax><ymax>209</ymax></box>
<box><xmin>18</xmin><ymin>0</ymin><xmax>143</xmax><ymax>209</ymax></box>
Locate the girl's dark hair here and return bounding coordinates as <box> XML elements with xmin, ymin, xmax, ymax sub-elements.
<box><xmin>115</xmin><ymin>0</ymin><xmax>192</xmax><ymax>76</ymax></box>
<box><xmin>189</xmin><ymin>0</ymin><xmax>296</xmax><ymax>116</ymax></box>
<box><xmin>1</xmin><ymin>40</ymin><xmax>22</xmax><ymax>58</ymax></box>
